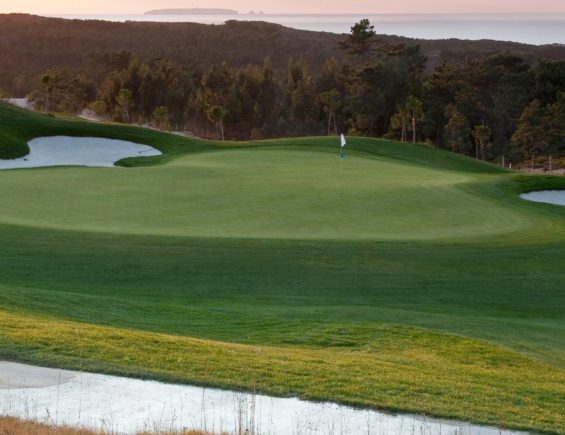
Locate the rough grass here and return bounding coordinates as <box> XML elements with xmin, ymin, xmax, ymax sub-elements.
<box><xmin>0</xmin><ymin>416</ymin><xmax>101</xmax><ymax>435</ymax></box>
<box><xmin>0</xmin><ymin>102</ymin><xmax>564</xmax><ymax>433</ymax></box>
<box><xmin>0</xmin><ymin>416</ymin><xmax>214</xmax><ymax>434</ymax></box>
<box><xmin>1</xmin><ymin>311</ymin><xmax>563</xmax><ymax>434</ymax></box>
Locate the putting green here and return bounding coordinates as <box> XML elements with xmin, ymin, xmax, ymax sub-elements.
<box><xmin>0</xmin><ymin>149</ymin><xmax>533</xmax><ymax>240</ymax></box>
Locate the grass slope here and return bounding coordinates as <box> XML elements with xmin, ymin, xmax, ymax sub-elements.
<box><xmin>0</xmin><ymin>102</ymin><xmax>564</xmax><ymax>433</ymax></box>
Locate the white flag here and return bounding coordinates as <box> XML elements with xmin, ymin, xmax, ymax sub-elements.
<box><xmin>340</xmin><ymin>134</ymin><xmax>346</xmax><ymax>148</ymax></box>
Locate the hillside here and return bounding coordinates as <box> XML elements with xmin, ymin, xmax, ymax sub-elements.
<box><xmin>1</xmin><ymin>14</ymin><xmax>565</xmax><ymax>94</ymax></box>
<box><xmin>0</xmin><ymin>14</ymin><xmax>343</xmax><ymax>94</ymax></box>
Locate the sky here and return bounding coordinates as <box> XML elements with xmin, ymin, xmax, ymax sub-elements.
<box><xmin>1</xmin><ymin>0</ymin><xmax>565</xmax><ymax>14</ymax></box>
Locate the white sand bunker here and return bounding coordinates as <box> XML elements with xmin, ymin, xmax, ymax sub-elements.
<box><xmin>0</xmin><ymin>136</ymin><xmax>161</xmax><ymax>169</ymax></box>
<box><xmin>0</xmin><ymin>362</ymin><xmax>527</xmax><ymax>435</ymax></box>
<box><xmin>0</xmin><ymin>362</ymin><xmax>75</xmax><ymax>389</ymax></box>
<box><xmin>521</xmin><ymin>190</ymin><xmax>565</xmax><ymax>206</ymax></box>
<box><xmin>7</xmin><ymin>98</ymin><xmax>32</xmax><ymax>110</ymax></box>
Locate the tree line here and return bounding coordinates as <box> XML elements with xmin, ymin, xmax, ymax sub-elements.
<box><xmin>15</xmin><ymin>19</ymin><xmax>565</xmax><ymax>165</ymax></box>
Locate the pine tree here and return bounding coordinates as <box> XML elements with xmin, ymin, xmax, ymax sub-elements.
<box><xmin>405</xmin><ymin>96</ymin><xmax>424</xmax><ymax>143</ymax></box>
<box><xmin>207</xmin><ymin>105</ymin><xmax>226</xmax><ymax>140</ymax></box>
<box><xmin>320</xmin><ymin>89</ymin><xmax>341</xmax><ymax>135</ymax></box>
<box><xmin>153</xmin><ymin>106</ymin><xmax>171</xmax><ymax>131</ymax></box>
<box><xmin>473</xmin><ymin>125</ymin><xmax>492</xmax><ymax>160</ymax></box>
<box><xmin>444</xmin><ymin>105</ymin><xmax>472</xmax><ymax>154</ymax></box>
<box><xmin>339</xmin><ymin>19</ymin><xmax>376</xmax><ymax>62</ymax></box>
<box><xmin>511</xmin><ymin>100</ymin><xmax>550</xmax><ymax>160</ymax></box>
<box><xmin>116</xmin><ymin>88</ymin><xmax>134</xmax><ymax>123</ymax></box>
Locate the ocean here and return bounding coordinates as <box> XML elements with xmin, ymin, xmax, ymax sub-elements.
<box><xmin>45</xmin><ymin>13</ymin><xmax>565</xmax><ymax>46</ymax></box>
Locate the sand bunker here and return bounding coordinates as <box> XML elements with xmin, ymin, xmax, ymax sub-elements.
<box><xmin>0</xmin><ymin>361</ymin><xmax>527</xmax><ymax>435</ymax></box>
<box><xmin>0</xmin><ymin>136</ymin><xmax>161</xmax><ymax>169</ymax></box>
<box><xmin>6</xmin><ymin>98</ymin><xmax>32</xmax><ymax>110</ymax></box>
<box><xmin>521</xmin><ymin>190</ymin><xmax>565</xmax><ymax>206</ymax></box>
<box><xmin>0</xmin><ymin>362</ymin><xmax>75</xmax><ymax>389</ymax></box>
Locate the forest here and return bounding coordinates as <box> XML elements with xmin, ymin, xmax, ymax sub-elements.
<box><xmin>1</xmin><ymin>15</ymin><xmax>565</xmax><ymax>166</ymax></box>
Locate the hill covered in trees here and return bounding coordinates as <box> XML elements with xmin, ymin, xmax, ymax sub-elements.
<box><xmin>0</xmin><ymin>14</ymin><xmax>344</xmax><ymax>95</ymax></box>
<box><xmin>1</xmin><ymin>14</ymin><xmax>564</xmax><ymax>166</ymax></box>
<box><xmin>2</xmin><ymin>14</ymin><xmax>565</xmax><ymax>96</ymax></box>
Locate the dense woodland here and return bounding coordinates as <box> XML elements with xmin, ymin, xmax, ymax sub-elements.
<box><xmin>1</xmin><ymin>15</ymin><xmax>565</xmax><ymax>165</ymax></box>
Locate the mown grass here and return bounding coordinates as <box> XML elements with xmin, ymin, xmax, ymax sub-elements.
<box><xmin>0</xmin><ymin>102</ymin><xmax>564</xmax><ymax>433</ymax></box>
<box><xmin>0</xmin><ymin>149</ymin><xmax>540</xmax><ymax>241</ymax></box>
<box><xmin>0</xmin><ymin>224</ymin><xmax>564</xmax><ymax>366</ymax></box>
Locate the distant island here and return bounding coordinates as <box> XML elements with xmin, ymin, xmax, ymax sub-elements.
<box><xmin>144</xmin><ymin>8</ymin><xmax>239</xmax><ymax>15</ymax></box>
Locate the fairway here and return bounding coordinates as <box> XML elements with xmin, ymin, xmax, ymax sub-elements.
<box><xmin>0</xmin><ymin>103</ymin><xmax>564</xmax><ymax>434</ymax></box>
<box><xmin>0</xmin><ymin>149</ymin><xmax>534</xmax><ymax>240</ymax></box>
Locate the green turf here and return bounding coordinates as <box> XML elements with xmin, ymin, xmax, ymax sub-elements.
<box><xmin>0</xmin><ymin>102</ymin><xmax>564</xmax><ymax>433</ymax></box>
<box><xmin>0</xmin><ymin>149</ymin><xmax>538</xmax><ymax>240</ymax></box>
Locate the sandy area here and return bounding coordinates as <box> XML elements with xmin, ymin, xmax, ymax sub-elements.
<box><xmin>78</xmin><ymin>109</ymin><xmax>105</xmax><ymax>122</ymax></box>
<box><xmin>521</xmin><ymin>190</ymin><xmax>565</xmax><ymax>206</ymax></box>
<box><xmin>6</xmin><ymin>98</ymin><xmax>32</xmax><ymax>110</ymax></box>
<box><xmin>0</xmin><ymin>136</ymin><xmax>161</xmax><ymax>169</ymax></box>
<box><xmin>0</xmin><ymin>362</ymin><xmax>75</xmax><ymax>389</ymax></box>
<box><xmin>0</xmin><ymin>361</ymin><xmax>528</xmax><ymax>435</ymax></box>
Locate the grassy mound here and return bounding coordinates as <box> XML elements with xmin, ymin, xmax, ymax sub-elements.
<box><xmin>0</xmin><ymin>102</ymin><xmax>564</xmax><ymax>433</ymax></box>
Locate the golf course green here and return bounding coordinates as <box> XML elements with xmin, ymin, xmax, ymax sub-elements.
<box><xmin>0</xmin><ymin>102</ymin><xmax>564</xmax><ymax>433</ymax></box>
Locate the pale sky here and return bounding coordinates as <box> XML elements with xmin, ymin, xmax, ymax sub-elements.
<box><xmin>1</xmin><ymin>0</ymin><xmax>565</xmax><ymax>14</ymax></box>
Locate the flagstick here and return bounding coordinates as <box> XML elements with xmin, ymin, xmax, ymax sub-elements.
<box><xmin>339</xmin><ymin>133</ymin><xmax>347</xmax><ymax>159</ymax></box>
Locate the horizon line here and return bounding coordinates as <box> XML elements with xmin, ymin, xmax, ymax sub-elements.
<box><xmin>4</xmin><ymin>11</ymin><xmax>565</xmax><ymax>16</ymax></box>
